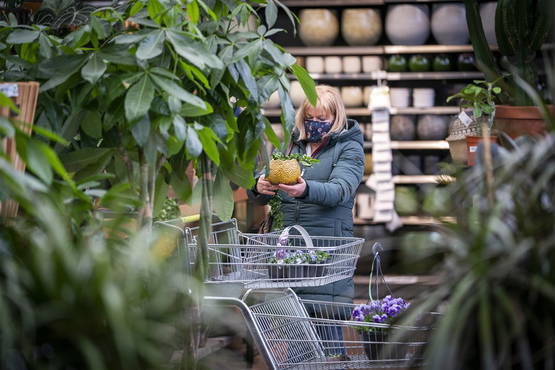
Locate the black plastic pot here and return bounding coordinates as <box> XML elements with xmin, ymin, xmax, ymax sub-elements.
<box><xmin>267</xmin><ymin>264</ymin><xmax>305</xmax><ymax>279</ymax></box>
<box><xmin>361</xmin><ymin>330</ymin><xmax>386</xmax><ymax>361</ymax></box>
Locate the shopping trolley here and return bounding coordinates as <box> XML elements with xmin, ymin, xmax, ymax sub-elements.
<box><xmin>205</xmin><ymin>288</ymin><xmax>436</xmax><ymax>369</ymax></box>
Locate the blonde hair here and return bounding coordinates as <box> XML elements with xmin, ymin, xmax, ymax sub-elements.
<box><xmin>294</xmin><ymin>85</ymin><xmax>347</xmax><ymax>141</ymax></box>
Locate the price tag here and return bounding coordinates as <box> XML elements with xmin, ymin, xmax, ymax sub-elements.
<box><xmin>458</xmin><ymin>111</ymin><xmax>473</xmax><ymax>127</ymax></box>
<box><xmin>0</xmin><ymin>84</ymin><xmax>18</xmax><ymax>97</ymax></box>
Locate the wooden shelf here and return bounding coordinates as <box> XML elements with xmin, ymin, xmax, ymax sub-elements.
<box><xmin>286</xmin><ymin>46</ymin><xmax>383</xmax><ymax>56</ymax></box>
<box><xmin>383</xmin><ymin>45</ymin><xmax>474</xmax><ymax>54</ymax></box>
<box><xmin>390</xmin><ymin>140</ymin><xmax>449</xmax><ymax>150</ymax></box>
<box><xmin>390</xmin><ymin>106</ymin><xmax>459</xmax><ymax>115</ymax></box>
<box><xmin>393</xmin><ymin>175</ymin><xmax>454</xmax><ymax>184</ymax></box>
<box><xmin>281</xmin><ymin>0</ymin><xmax>383</xmax><ymax>5</ymax></box>
<box><xmin>386</xmin><ymin>71</ymin><xmax>483</xmax><ymax>80</ymax></box>
<box><xmin>288</xmin><ymin>71</ymin><xmax>481</xmax><ymax>81</ymax></box>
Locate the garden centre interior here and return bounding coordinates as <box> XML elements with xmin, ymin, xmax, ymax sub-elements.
<box><xmin>1</xmin><ymin>0</ymin><xmax>554</xmax><ymax>369</ymax></box>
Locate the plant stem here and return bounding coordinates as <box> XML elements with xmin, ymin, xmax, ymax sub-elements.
<box><xmin>481</xmin><ymin>119</ymin><xmax>495</xmax><ymax>206</ymax></box>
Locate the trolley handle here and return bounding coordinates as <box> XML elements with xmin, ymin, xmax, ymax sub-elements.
<box><xmin>278</xmin><ymin>225</ymin><xmax>314</xmax><ymax>249</ymax></box>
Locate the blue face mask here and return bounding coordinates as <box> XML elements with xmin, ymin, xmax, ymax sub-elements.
<box><xmin>304</xmin><ymin>119</ymin><xmax>332</xmax><ymax>142</ymax></box>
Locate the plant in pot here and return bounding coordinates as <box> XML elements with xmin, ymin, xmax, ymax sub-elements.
<box><xmin>463</xmin><ymin>0</ymin><xmax>554</xmax><ymax>137</ymax></box>
<box><xmin>264</xmin><ymin>152</ymin><xmax>319</xmax><ymax>231</ymax></box>
<box><xmin>446</xmin><ymin>79</ymin><xmax>502</xmax><ymax>166</ymax></box>
<box><xmin>351</xmin><ymin>296</ymin><xmax>410</xmax><ymax>361</ymax></box>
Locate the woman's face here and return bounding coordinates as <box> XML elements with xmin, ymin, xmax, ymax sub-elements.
<box><xmin>304</xmin><ymin>105</ymin><xmax>334</xmax><ymax>123</ymax></box>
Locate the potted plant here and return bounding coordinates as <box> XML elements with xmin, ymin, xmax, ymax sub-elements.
<box><xmin>463</xmin><ymin>0</ymin><xmax>554</xmax><ymax>138</ymax></box>
<box><xmin>446</xmin><ymin>79</ymin><xmax>501</xmax><ymax>166</ymax></box>
<box><xmin>267</xmin><ymin>248</ymin><xmax>330</xmax><ymax>279</ymax></box>
<box><xmin>351</xmin><ymin>296</ymin><xmax>410</xmax><ymax>361</ymax></box>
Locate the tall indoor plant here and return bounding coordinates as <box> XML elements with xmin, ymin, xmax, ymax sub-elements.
<box><xmin>463</xmin><ymin>0</ymin><xmax>554</xmax><ymax>137</ymax></box>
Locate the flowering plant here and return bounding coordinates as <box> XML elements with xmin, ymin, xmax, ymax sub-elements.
<box><xmin>268</xmin><ymin>249</ymin><xmax>330</xmax><ymax>265</ymax></box>
<box><xmin>351</xmin><ymin>296</ymin><xmax>410</xmax><ymax>332</ymax></box>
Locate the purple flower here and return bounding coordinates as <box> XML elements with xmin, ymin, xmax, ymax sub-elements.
<box><xmin>372</xmin><ymin>314</ymin><xmax>384</xmax><ymax>323</ymax></box>
<box><xmin>275</xmin><ymin>249</ymin><xmax>288</xmax><ymax>260</ymax></box>
<box><xmin>277</xmin><ymin>234</ymin><xmax>289</xmax><ymax>247</ymax></box>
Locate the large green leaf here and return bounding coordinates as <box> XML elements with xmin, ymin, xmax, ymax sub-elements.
<box><xmin>18</xmin><ymin>136</ymin><xmax>53</xmax><ymax>184</ymax></box>
<box><xmin>290</xmin><ymin>64</ymin><xmax>317</xmax><ymax>106</ymax></box>
<box><xmin>61</xmin><ymin>148</ymin><xmax>114</xmax><ymax>172</ymax></box>
<box><xmin>150</xmin><ymin>74</ymin><xmax>206</xmax><ymax>108</ymax></box>
<box><xmin>187</xmin><ymin>0</ymin><xmax>200</xmax><ymax>24</ymax></box>
<box><xmin>213</xmin><ymin>169</ymin><xmax>234</xmax><ymax>221</ymax></box>
<box><xmin>82</xmin><ymin>110</ymin><xmax>103</xmax><ymax>139</ymax></box>
<box><xmin>265</xmin><ymin>0</ymin><xmax>278</xmax><ymax>28</ymax></box>
<box><xmin>38</xmin><ymin>142</ymin><xmax>74</xmax><ymax>186</ymax></box>
<box><xmin>180</xmin><ymin>102</ymin><xmax>214</xmax><ymax>117</ymax></box>
<box><xmin>98</xmin><ymin>44</ymin><xmax>137</xmax><ymax>66</ymax></box>
<box><xmin>82</xmin><ymin>54</ymin><xmax>107</xmax><ymax>84</ymax></box>
<box><xmin>197</xmin><ymin>126</ymin><xmax>220</xmax><ymax>165</ymax></box>
<box><xmin>235</xmin><ymin>60</ymin><xmax>258</xmax><ymax>101</ymax></box>
<box><xmin>173</xmin><ymin>115</ymin><xmax>186</xmax><ymax>141</ymax></box>
<box><xmin>124</xmin><ymin>74</ymin><xmax>155</xmax><ymax>121</ymax></box>
<box><xmin>7</xmin><ymin>29</ymin><xmax>40</xmax><ymax>44</ymax></box>
<box><xmin>166</xmin><ymin>30</ymin><xmax>224</xmax><ymax>70</ymax></box>
<box><xmin>131</xmin><ymin>115</ymin><xmax>150</xmax><ymax>146</ymax></box>
<box><xmin>185</xmin><ymin>126</ymin><xmax>202</xmax><ymax>158</ymax></box>
<box><xmin>136</xmin><ymin>30</ymin><xmax>165</xmax><ymax>60</ymax></box>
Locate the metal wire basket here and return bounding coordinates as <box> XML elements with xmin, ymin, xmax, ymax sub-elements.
<box><xmin>156</xmin><ymin>220</ymin><xmax>364</xmax><ymax>289</ymax></box>
<box><xmin>246</xmin><ymin>290</ymin><xmax>434</xmax><ymax>369</ymax></box>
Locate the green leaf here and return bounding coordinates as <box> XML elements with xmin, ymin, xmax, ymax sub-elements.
<box><xmin>232</xmin><ymin>39</ymin><xmax>263</xmax><ymax>62</ymax></box>
<box><xmin>235</xmin><ymin>60</ymin><xmax>258</xmax><ymax>101</ymax></box>
<box><xmin>61</xmin><ymin>148</ymin><xmax>114</xmax><ymax>172</ymax></box>
<box><xmin>136</xmin><ymin>30</ymin><xmax>165</xmax><ymax>60</ymax></box>
<box><xmin>82</xmin><ymin>54</ymin><xmax>107</xmax><ymax>84</ymax></box>
<box><xmin>197</xmin><ymin>126</ymin><xmax>220</xmax><ymax>165</ymax></box>
<box><xmin>82</xmin><ymin>110</ymin><xmax>103</xmax><ymax>139</ymax></box>
<box><xmin>213</xmin><ymin>170</ymin><xmax>234</xmax><ymax>221</ymax></box>
<box><xmin>90</xmin><ymin>16</ymin><xmax>109</xmax><ymax>40</ymax></box>
<box><xmin>166</xmin><ymin>30</ymin><xmax>224</xmax><ymax>70</ymax></box>
<box><xmin>0</xmin><ymin>116</ymin><xmax>15</xmax><ymax>137</ymax></box>
<box><xmin>131</xmin><ymin>115</ymin><xmax>151</xmax><ymax>146</ymax></box>
<box><xmin>180</xmin><ymin>102</ymin><xmax>214</xmax><ymax>117</ymax></box>
<box><xmin>125</xmin><ymin>74</ymin><xmax>155</xmax><ymax>121</ymax></box>
<box><xmin>173</xmin><ymin>115</ymin><xmax>186</xmax><ymax>141</ymax></box>
<box><xmin>185</xmin><ymin>126</ymin><xmax>202</xmax><ymax>158</ymax></box>
<box><xmin>7</xmin><ymin>29</ymin><xmax>40</xmax><ymax>44</ymax></box>
<box><xmin>113</xmin><ymin>32</ymin><xmax>148</xmax><ymax>44</ymax></box>
<box><xmin>265</xmin><ymin>0</ymin><xmax>278</xmax><ymax>28</ymax></box>
<box><xmin>187</xmin><ymin>0</ymin><xmax>200</xmax><ymax>24</ymax></box>
<box><xmin>264</xmin><ymin>117</ymin><xmax>280</xmax><ymax>149</ymax></box>
<box><xmin>17</xmin><ymin>137</ymin><xmax>53</xmax><ymax>184</ymax></box>
<box><xmin>38</xmin><ymin>142</ymin><xmax>74</xmax><ymax>186</ymax></box>
<box><xmin>129</xmin><ymin>0</ymin><xmax>144</xmax><ymax>16</ymax></box>
<box><xmin>147</xmin><ymin>0</ymin><xmax>165</xmax><ymax>21</ymax></box>
<box><xmin>38</xmin><ymin>34</ymin><xmax>53</xmax><ymax>59</ymax></box>
<box><xmin>32</xmin><ymin>125</ymin><xmax>69</xmax><ymax>146</ymax></box>
<box><xmin>167</xmin><ymin>135</ymin><xmax>183</xmax><ymax>156</ymax></box>
<box><xmin>197</xmin><ymin>0</ymin><xmax>217</xmax><ymax>21</ymax></box>
<box><xmin>150</xmin><ymin>67</ymin><xmax>180</xmax><ymax>80</ymax></box>
<box><xmin>290</xmin><ymin>64</ymin><xmax>317</xmax><ymax>106</ymax></box>
<box><xmin>150</xmin><ymin>74</ymin><xmax>206</xmax><ymax>108</ymax></box>
<box><xmin>0</xmin><ymin>92</ymin><xmax>18</xmax><ymax>112</ymax></box>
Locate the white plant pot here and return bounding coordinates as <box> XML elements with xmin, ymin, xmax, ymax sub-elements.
<box><xmin>412</xmin><ymin>88</ymin><xmax>435</xmax><ymax>108</ymax></box>
<box><xmin>431</xmin><ymin>3</ymin><xmax>469</xmax><ymax>45</ymax></box>
<box><xmin>389</xmin><ymin>88</ymin><xmax>411</xmax><ymax>108</ymax></box>
<box><xmin>356</xmin><ymin>193</ymin><xmax>375</xmax><ymax>219</ymax></box>
<box><xmin>341</xmin><ymin>8</ymin><xmax>382</xmax><ymax>46</ymax></box>
<box><xmin>341</xmin><ymin>86</ymin><xmax>364</xmax><ymax>107</ymax></box>
<box><xmin>362</xmin><ymin>56</ymin><xmax>383</xmax><ymax>72</ymax></box>
<box><xmin>324</xmin><ymin>56</ymin><xmax>343</xmax><ymax>74</ymax></box>
<box><xmin>306</xmin><ymin>56</ymin><xmax>325</xmax><ymax>74</ymax></box>
<box><xmin>290</xmin><ymin>81</ymin><xmax>305</xmax><ymax>107</ymax></box>
<box><xmin>480</xmin><ymin>2</ymin><xmax>498</xmax><ymax>46</ymax></box>
<box><xmin>386</xmin><ymin>5</ymin><xmax>430</xmax><ymax>45</ymax></box>
<box><xmin>299</xmin><ymin>9</ymin><xmax>339</xmax><ymax>46</ymax></box>
<box><xmin>343</xmin><ymin>56</ymin><xmax>362</xmax><ymax>74</ymax></box>
<box><xmin>262</xmin><ymin>91</ymin><xmax>280</xmax><ymax>109</ymax></box>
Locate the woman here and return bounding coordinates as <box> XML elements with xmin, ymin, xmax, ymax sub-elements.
<box><xmin>251</xmin><ymin>85</ymin><xmax>365</xmax><ymax>356</ymax></box>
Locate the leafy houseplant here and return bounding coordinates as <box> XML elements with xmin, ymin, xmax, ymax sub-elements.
<box><xmin>351</xmin><ymin>296</ymin><xmax>410</xmax><ymax>361</ymax></box>
<box><xmin>446</xmin><ymin>79</ymin><xmax>501</xmax><ymax>166</ymax></box>
<box><xmin>463</xmin><ymin>0</ymin><xmax>554</xmax><ymax>136</ymax></box>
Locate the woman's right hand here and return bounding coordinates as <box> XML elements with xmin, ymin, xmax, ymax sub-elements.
<box><xmin>256</xmin><ymin>175</ymin><xmax>278</xmax><ymax>196</ymax></box>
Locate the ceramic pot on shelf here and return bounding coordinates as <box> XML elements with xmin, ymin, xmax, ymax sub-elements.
<box><xmin>362</xmin><ymin>56</ymin><xmax>383</xmax><ymax>72</ymax></box>
<box><xmin>390</xmin><ymin>88</ymin><xmax>411</xmax><ymax>108</ymax></box>
<box><xmin>386</xmin><ymin>5</ymin><xmax>430</xmax><ymax>45</ymax></box>
<box><xmin>341</xmin><ymin>8</ymin><xmax>382</xmax><ymax>46</ymax></box>
<box><xmin>390</xmin><ymin>115</ymin><xmax>416</xmax><ymax>140</ymax></box>
<box><xmin>417</xmin><ymin>115</ymin><xmax>449</xmax><ymax>140</ymax></box>
<box><xmin>290</xmin><ymin>81</ymin><xmax>306</xmax><ymax>107</ymax></box>
<box><xmin>299</xmin><ymin>9</ymin><xmax>339</xmax><ymax>46</ymax></box>
<box><xmin>387</xmin><ymin>55</ymin><xmax>408</xmax><ymax>72</ymax></box>
<box><xmin>343</xmin><ymin>56</ymin><xmax>362</xmax><ymax>74</ymax></box>
<box><xmin>341</xmin><ymin>86</ymin><xmax>364</xmax><ymax>108</ymax></box>
<box><xmin>431</xmin><ymin>3</ymin><xmax>469</xmax><ymax>45</ymax></box>
<box><xmin>480</xmin><ymin>2</ymin><xmax>498</xmax><ymax>46</ymax></box>
<box><xmin>413</xmin><ymin>88</ymin><xmax>435</xmax><ymax>108</ymax></box>
<box><xmin>324</xmin><ymin>56</ymin><xmax>343</xmax><ymax>74</ymax></box>
<box><xmin>306</xmin><ymin>56</ymin><xmax>325</xmax><ymax>74</ymax></box>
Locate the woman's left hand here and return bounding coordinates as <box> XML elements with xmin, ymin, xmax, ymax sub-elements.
<box><xmin>278</xmin><ymin>177</ymin><xmax>307</xmax><ymax>198</ymax></box>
